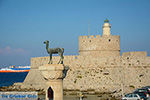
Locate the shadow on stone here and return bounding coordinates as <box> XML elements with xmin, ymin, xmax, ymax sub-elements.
<box><xmin>48</xmin><ymin>87</ymin><xmax>53</xmax><ymax>100</ymax></box>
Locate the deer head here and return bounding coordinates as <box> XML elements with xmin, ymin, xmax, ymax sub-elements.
<box><xmin>44</xmin><ymin>40</ymin><xmax>49</xmax><ymax>44</ymax></box>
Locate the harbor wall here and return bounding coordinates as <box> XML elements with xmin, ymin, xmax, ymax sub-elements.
<box><xmin>22</xmin><ymin>55</ymin><xmax>150</xmax><ymax>94</ymax></box>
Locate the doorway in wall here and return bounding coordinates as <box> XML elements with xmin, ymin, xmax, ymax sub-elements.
<box><xmin>48</xmin><ymin>87</ymin><xmax>53</xmax><ymax>100</ymax></box>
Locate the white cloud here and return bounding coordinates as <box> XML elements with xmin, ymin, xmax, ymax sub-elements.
<box><xmin>5</xmin><ymin>46</ymin><xmax>11</xmax><ymax>53</ymax></box>
<box><xmin>0</xmin><ymin>46</ymin><xmax>27</xmax><ymax>55</ymax></box>
<box><xmin>14</xmin><ymin>48</ymin><xmax>26</xmax><ymax>54</ymax></box>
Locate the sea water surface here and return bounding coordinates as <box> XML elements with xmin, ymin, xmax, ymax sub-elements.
<box><xmin>0</xmin><ymin>72</ymin><xmax>28</xmax><ymax>87</ymax></box>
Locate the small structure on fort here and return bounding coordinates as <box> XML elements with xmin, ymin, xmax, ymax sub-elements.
<box><xmin>21</xmin><ymin>19</ymin><xmax>150</xmax><ymax>97</ymax></box>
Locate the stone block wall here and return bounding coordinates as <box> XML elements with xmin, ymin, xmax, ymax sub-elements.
<box><xmin>122</xmin><ymin>51</ymin><xmax>147</xmax><ymax>57</ymax></box>
<box><xmin>79</xmin><ymin>35</ymin><xmax>120</xmax><ymax>57</ymax></box>
<box><xmin>23</xmin><ymin>55</ymin><xmax>150</xmax><ymax>95</ymax></box>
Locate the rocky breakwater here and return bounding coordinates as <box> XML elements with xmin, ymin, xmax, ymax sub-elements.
<box><xmin>0</xmin><ymin>83</ymin><xmax>121</xmax><ymax>100</ymax></box>
<box><xmin>0</xmin><ymin>83</ymin><xmax>45</xmax><ymax>95</ymax></box>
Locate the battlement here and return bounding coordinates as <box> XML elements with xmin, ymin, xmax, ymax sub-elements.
<box><xmin>79</xmin><ymin>35</ymin><xmax>101</xmax><ymax>39</ymax></box>
<box><xmin>79</xmin><ymin>34</ymin><xmax>119</xmax><ymax>41</ymax></box>
<box><xmin>122</xmin><ymin>51</ymin><xmax>147</xmax><ymax>57</ymax></box>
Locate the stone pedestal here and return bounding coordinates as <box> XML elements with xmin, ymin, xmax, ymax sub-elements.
<box><xmin>39</xmin><ymin>64</ymin><xmax>67</xmax><ymax>100</ymax></box>
<box><xmin>46</xmin><ymin>80</ymin><xmax>63</xmax><ymax>100</ymax></box>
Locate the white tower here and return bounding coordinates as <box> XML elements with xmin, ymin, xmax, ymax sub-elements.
<box><xmin>103</xmin><ymin>19</ymin><xmax>111</xmax><ymax>36</ymax></box>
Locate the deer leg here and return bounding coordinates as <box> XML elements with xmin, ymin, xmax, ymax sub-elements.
<box><xmin>61</xmin><ymin>53</ymin><xmax>64</xmax><ymax>64</ymax></box>
<box><xmin>58</xmin><ymin>53</ymin><xmax>64</xmax><ymax>64</ymax></box>
<box><xmin>58</xmin><ymin>53</ymin><xmax>63</xmax><ymax>64</ymax></box>
<box><xmin>57</xmin><ymin>53</ymin><xmax>61</xmax><ymax>64</ymax></box>
<box><xmin>48</xmin><ymin>53</ymin><xmax>52</xmax><ymax>64</ymax></box>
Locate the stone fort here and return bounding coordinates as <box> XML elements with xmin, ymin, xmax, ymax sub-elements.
<box><xmin>21</xmin><ymin>19</ymin><xmax>150</xmax><ymax>96</ymax></box>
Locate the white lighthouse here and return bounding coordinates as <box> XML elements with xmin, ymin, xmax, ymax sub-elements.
<box><xmin>103</xmin><ymin>19</ymin><xmax>111</xmax><ymax>36</ymax></box>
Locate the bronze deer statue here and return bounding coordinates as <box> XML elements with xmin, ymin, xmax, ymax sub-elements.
<box><xmin>44</xmin><ymin>40</ymin><xmax>64</xmax><ymax>64</ymax></box>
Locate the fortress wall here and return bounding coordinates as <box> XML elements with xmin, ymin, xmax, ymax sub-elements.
<box><xmin>23</xmin><ymin>55</ymin><xmax>150</xmax><ymax>94</ymax></box>
<box><xmin>122</xmin><ymin>51</ymin><xmax>147</xmax><ymax>57</ymax></box>
<box><xmin>64</xmin><ymin>67</ymin><xmax>122</xmax><ymax>92</ymax></box>
<box><xmin>120</xmin><ymin>56</ymin><xmax>150</xmax><ymax>66</ymax></box>
<box><xmin>64</xmin><ymin>66</ymin><xmax>150</xmax><ymax>93</ymax></box>
<box><xmin>64</xmin><ymin>66</ymin><xmax>150</xmax><ymax>94</ymax></box>
<box><xmin>79</xmin><ymin>35</ymin><xmax>120</xmax><ymax>56</ymax></box>
<box><xmin>123</xmin><ymin>67</ymin><xmax>150</xmax><ymax>93</ymax></box>
<box><xmin>79</xmin><ymin>35</ymin><xmax>120</xmax><ymax>51</ymax></box>
<box><xmin>29</xmin><ymin>56</ymin><xmax>150</xmax><ymax>70</ymax></box>
<box><xmin>79</xmin><ymin>50</ymin><xmax>120</xmax><ymax>57</ymax></box>
<box><xmin>30</xmin><ymin>56</ymin><xmax>123</xmax><ymax>69</ymax></box>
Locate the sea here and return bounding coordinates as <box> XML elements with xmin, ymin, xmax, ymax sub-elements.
<box><xmin>0</xmin><ymin>72</ymin><xmax>28</xmax><ymax>87</ymax></box>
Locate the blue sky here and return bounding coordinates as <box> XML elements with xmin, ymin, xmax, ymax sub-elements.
<box><xmin>0</xmin><ymin>0</ymin><xmax>150</xmax><ymax>66</ymax></box>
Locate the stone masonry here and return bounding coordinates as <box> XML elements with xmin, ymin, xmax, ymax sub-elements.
<box><xmin>22</xmin><ymin>19</ymin><xmax>150</xmax><ymax>96</ymax></box>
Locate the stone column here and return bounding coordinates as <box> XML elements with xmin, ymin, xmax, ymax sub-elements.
<box><xmin>39</xmin><ymin>64</ymin><xmax>68</xmax><ymax>100</ymax></box>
